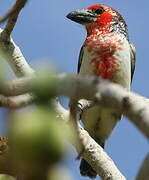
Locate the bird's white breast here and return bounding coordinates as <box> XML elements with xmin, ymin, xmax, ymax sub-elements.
<box><xmin>80</xmin><ymin>34</ymin><xmax>131</xmax><ymax>89</ymax></box>
<box><xmin>79</xmin><ymin>34</ymin><xmax>132</xmax><ymax>142</ymax></box>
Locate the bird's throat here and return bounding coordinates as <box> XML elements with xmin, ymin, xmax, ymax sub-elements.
<box><xmin>86</xmin><ymin>22</ymin><xmax>112</xmax><ymax>36</ymax></box>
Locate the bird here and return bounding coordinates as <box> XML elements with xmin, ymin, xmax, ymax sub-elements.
<box><xmin>66</xmin><ymin>4</ymin><xmax>136</xmax><ymax>179</ymax></box>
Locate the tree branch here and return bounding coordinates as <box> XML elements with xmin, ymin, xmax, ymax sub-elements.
<box><xmin>54</xmin><ymin>101</ymin><xmax>126</xmax><ymax>180</ymax></box>
<box><xmin>76</xmin><ymin>125</ymin><xmax>126</xmax><ymax>180</ymax></box>
<box><xmin>51</xmin><ymin>100</ymin><xmax>127</xmax><ymax>180</ymax></box>
<box><xmin>0</xmin><ymin>73</ymin><xmax>148</xmax><ymax>179</ymax></box>
<box><xmin>0</xmin><ymin>94</ymin><xmax>34</xmax><ymax>109</ymax></box>
<box><xmin>0</xmin><ymin>110</ymin><xmax>127</xmax><ymax>180</ymax></box>
<box><xmin>0</xmin><ymin>74</ymin><xmax>148</xmax><ymax>139</ymax></box>
<box><xmin>0</xmin><ymin>23</ymin><xmax>34</xmax><ymax>109</ymax></box>
<box><xmin>0</xmin><ymin>0</ymin><xmax>28</xmax><ymax>24</ymax></box>
<box><xmin>0</xmin><ymin>12</ymin><xmax>35</xmax><ymax>106</ymax></box>
<box><xmin>0</xmin><ymin>29</ymin><xmax>34</xmax><ymax>77</ymax></box>
<box><xmin>2</xmin><ymin>12</ymin><xmax>19</xmax><ymax>40</ymax></box>
<box><xmin>0</xmin><ymin>0</ymin><xmax>33</xmax><ymax>77</ymax></box>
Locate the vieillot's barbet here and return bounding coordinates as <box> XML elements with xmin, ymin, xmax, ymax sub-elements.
<box><xmin>67</xmin><ymin>4</ymin><xmax>136</xmax><ymax>178</ymax></box>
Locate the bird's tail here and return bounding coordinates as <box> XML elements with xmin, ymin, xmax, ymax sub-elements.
<box><xmin>80</xmin><ymin>159</ymin><xmax>97</xmax><ymax>178</ymax></box>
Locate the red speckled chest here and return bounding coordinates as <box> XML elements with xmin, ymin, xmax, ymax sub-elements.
<box><xmin>84</xmin><ymin>31</ymin><xmax>124</xmax><ymax>80</ymax></box>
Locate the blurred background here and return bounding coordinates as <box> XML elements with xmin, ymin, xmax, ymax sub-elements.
<box><xmin>0</xmin><ymin>0</ymin><xmax>148</xmax><ymax>179</ymax></box>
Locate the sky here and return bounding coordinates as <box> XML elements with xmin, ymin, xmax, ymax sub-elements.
<box><xmin>0</xmin><ymin>0</ymin><xmax>148</xmax><ymax>180</ymax></box>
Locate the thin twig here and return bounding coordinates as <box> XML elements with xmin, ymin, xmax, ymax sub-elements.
<box><xmin>2</xmin><ymin>12</ymin><xmax>19</xmax><ymax>39</ymax></box>
<box><xmin>0</xmin><ymin>0</ymin><xmax>28</xmax><ymax>24</ymax></box>
<box><xmin>0</xmin><ymin>0</ymin><xmax>28</xmax><ymax>41</ymax></box>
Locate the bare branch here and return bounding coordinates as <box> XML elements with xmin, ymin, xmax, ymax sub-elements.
<box><xmin>0</xmin><ymin>75</ymin><xmax>148</xmax><ymax>139</ymax></box>
<box><xmin>54</xmin><ymin>100</ymin><xmax>126</xmax><ymax>180</ymax></box>
<box><xmin>0</xmin><ymin>96</ymin><xmax>127</xmax><ymax>179</ymax></box>
<box><xmin>2</xmin><ymin>12</ymin><xmax>19</xmax><ymax>40</ymax></box>
<box><xmin>0</xmin><ymin>0</ymin><xmax>28</xmax><ymax>24</ymax></box>
<box><xmin>0</xmin><ymin>94</ymin><xmax>34</xmax><ymax>109</ymax></box>
<box><xmin>0</xmin><ymin>0</ymin><xmax>29</xmax><ymax>41</ymax></box>
<box><xmin>77</xmin><ymin>125</ymin><xmax>126</xmax><ymax>180</ymax></box>
<box><xmin>0</xmin><ymin>29</ymin><xmax>34</xmax><ymax>77</ymax></box>
<box><xmin>0</xmin><ymin>21</ymin><xmax>34</xmax><ymax>109</ymax></box>
<box><xmin>52</xmin><ymin>98</ymin><xmax>69</xmax><ymax>122</ymax></box>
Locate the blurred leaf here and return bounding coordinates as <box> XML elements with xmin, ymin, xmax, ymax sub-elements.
<box><xmin>31</xmin><ymin>73</ymin><xmax>58</xmax><ymax>104</ymax></box>
<box><xmin>48</xmin><ymin>166</ymin><xmax>73</xmax><ymax>180</ymax></box>
<box><xmin>8</xmin><ymin>106</ymin><xmax>71</xmax><ymax>176</ymax></box>
<box><xmin>0</xmin><ymin>175</ymin><xmax>16</xmax><ymax>180</ymax></box>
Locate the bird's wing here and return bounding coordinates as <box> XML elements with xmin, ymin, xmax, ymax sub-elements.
<box><xmin>129</xmin><ymin>42</ymin><xmax>136</xmax><ymax>82</ymax></box>
<box><xmin>77</xmin><ymin>46</ymin><xmax>84</xmax><ymax>73</ymax></box>
<box><xmin>77</xmin><ymin>46</ymin><xmax>92</xmax><ymax>117</ymax></box>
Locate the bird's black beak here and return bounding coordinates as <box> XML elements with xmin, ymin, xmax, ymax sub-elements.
<box><xmin>66</xmin><ymin>9</ymin><xmax>97</xmax><ymax>25</ymax></box>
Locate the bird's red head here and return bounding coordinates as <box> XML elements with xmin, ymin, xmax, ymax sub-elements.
<box><xmin>87</xmin><ymin>5</ymin><xmax>119</xmax><ymax>24</ymax></box>
<box><xmin>67</xmin><ymin>4</ymin><xmax>127</xmax><ymax>36</ymax></box>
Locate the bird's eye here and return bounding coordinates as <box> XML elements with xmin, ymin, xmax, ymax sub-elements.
<box><xmin>93</xmin><ymin>8</ymin><xmax>105</xmax><ymax>15</ymax></box>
